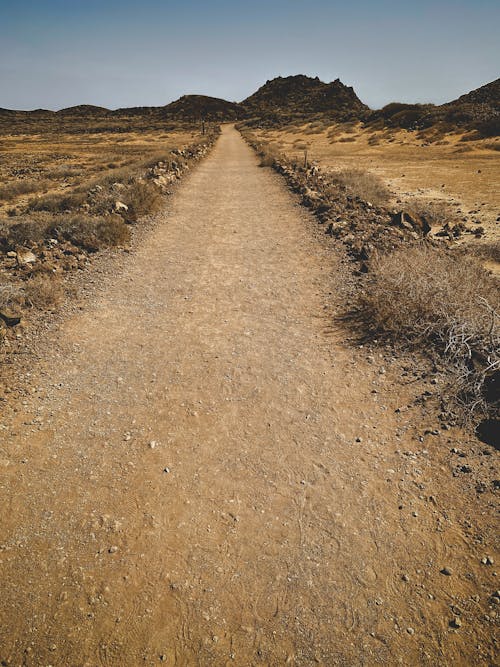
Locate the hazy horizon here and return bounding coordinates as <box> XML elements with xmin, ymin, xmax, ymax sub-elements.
<box><xmin>1</xmin><ymin>0</ymin><xmax>499</xmax><ymax>112</ymax></box>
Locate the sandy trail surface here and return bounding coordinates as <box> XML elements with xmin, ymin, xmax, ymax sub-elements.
<box><xmin>0</xmin><ymin>126</ymin><xmax>497</xmax><ymax>666</ymax></box>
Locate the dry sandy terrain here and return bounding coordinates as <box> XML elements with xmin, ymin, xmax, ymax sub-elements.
<box><xmin>0</xmin><ymin>126</ymin><xmax>498</xmax><ymax>665</ymax></box>
<box><xmin>0</xmin><ymin>127</ymin><xmax>199</xmax><ymax>216</ymax></box>
<box><xmin>254</xmin><ymin>123</ymin><xmax>500</xmax><ymax>242</ymax></box>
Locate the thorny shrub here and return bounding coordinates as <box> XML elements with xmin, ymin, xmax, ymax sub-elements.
<box><xmin>357</xmin><ymin>245</ymin><xmax>499</xmax><ymax>423</ymax></box>
<box><xmin>24</xmin><ymin>274</ymin><xmax>64</xmax><ymax>308</ymax></box>
<box><xmin>330</xmin><ymin>169</ymin><xmax>390</xmax><ymax>205</ymax></box>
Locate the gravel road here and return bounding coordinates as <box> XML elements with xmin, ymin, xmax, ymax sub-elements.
<box><xmin>0</xmin><ymin>126</ymin><xmax>497</xmax><ymax>666</ymax></box>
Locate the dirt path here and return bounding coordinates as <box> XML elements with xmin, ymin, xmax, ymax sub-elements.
<box><xmin>0</xmin><ymin>126</ymin><xmax>497</xmax><ymax>666</ymax></box>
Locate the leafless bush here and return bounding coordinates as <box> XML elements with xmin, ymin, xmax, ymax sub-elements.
<box><xmin>29</xmin><ymin>191</ymin><xmax>86</xmax><ymax>212</ymax></box>
<box><xmin>471</xmin><ymin>240</ymin><xmax>500</xmax><ymax>263</ymax></box>
<box><xmin>256</xmin><ymin>144</ymin><xmax>281</xmax><ymax>168</ymax></box>
<box><xmin>122</xmin><ymin>181</ymin><xmax>164</xmax><ymax>219</ymax></box>
<box><xmin>50</xmin><ymin>214</ymin><xmax>130</xmax><ymax>251</ymax></box>
<box><xmin>24</xmin><ymin>274</ymin><xmax>63</xmax><ymax>308</ymax></box>
<box><xmin>330</xmin><ymin>169</ymin><xmax>391</xmax><ymax>205</ymax></box>
<box><xmin>0</xmin><ymin>216</ymin><xmax>51</xmax><ymax>250</ymax></box>
<box><xmin>406</xmin><ymin>199</ymin><xmax>457</xmax><ymax>228</ymax></box>
<box><xmin>0</xmin><ymin>179</ymin><xmax>48</xmax><ymax>202</ymax></box>
<box><xmin>0</xmin><ymin>282</ymin><xmax>24</xmax><ymax>310</ymax></box>
<box><xmin>357</xmin><ymin>245</ymin><xmax>499</xmax><ymax>422</ymax></box>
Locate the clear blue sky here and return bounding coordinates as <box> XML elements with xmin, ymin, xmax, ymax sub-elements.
<box><xmin>1</xmin><ymin>0</ymin><xmax>498</xmax><ymax>111</ymax></box>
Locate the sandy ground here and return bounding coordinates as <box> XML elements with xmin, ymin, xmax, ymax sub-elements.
<box><xmin>0</xmin><ymin>126</ymin><xmax>498</xmax><ymax>666</ymax></box>
<box><xmin>258</xmin><ymin>124</ymin><xmax>500</xmax><ymax>241</ymax></box>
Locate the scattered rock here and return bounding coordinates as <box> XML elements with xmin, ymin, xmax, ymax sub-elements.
<box><xmin>114</xmin><ymin>200</ymin><xmax>129</xmax><ymax>213</ymax></box>
<box><xmin>16</xmin><ymin>248</ymin><xmax>37</xmax><ymax>266</ymax></box>
<box><xmin>0</xmin><ymin>310</ymin><xmax>21</xmax><ymax>327</ymax></box>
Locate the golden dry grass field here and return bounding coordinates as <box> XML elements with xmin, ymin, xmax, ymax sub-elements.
<box><xmin>250</xmin><ymin>121</ymin><xmax>500</xmax><ymax>248</ymax></box>
<box><xmin>0</xmin><ymin>126</ymin><xmax>201</xmax><ymax>217</ymax></box>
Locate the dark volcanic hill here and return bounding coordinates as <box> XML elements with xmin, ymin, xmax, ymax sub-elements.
<box><xmin>448</xmin><ymin>78</ymin><xmax>500</xmax><ymax>107</ymax></box>
<box><xmin>1</xmin><ymin>75</ymin><xmax>498</xmax><ymax>135</ymax></box>
<box><xmin>56</xmin><ymin>104</ymin><xmax>110</xmax><ymax>117</ymax></box>
<box><xmin>441</xmin><ymin>78</ymin><xmax>500</xmax><ymax>134</ymax></box>
<box><xmin>161</xmin><ymin>95</ymin><xmax>242</xmax><ymax>121</ymax></box>
<box><xmin>241</xmin><ymin>75</ymin><xmax>368</xmax><ymax>122</ymax></box>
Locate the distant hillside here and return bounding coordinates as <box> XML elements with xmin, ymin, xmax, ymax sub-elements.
<box><xmin>448</xmin><ymin>78</ymin><xmax>500</xmax><ymax>107</ymax></box>
<box><xmin>161</xmin><ymin>95</ymin><xmax>242</xmax><ymax>121</ymax></box>
<box><xmin>369</xmin><ymin>78</ymin><xmax>500</xmax><ymax>136</ymax></box>
<box><xmin>0</xmin><ymin>75</ymin><xmax>498</xmax><ymax>135</ymax></box>
<box><xmin>56</xmin><ymin>104</ymin><xmax>110</xmax><ymax>117</ymax></box>
<box><xmin>242</xmin><ymin>75</ymin><xmax>368</xmax><ymax>123</ymax></box>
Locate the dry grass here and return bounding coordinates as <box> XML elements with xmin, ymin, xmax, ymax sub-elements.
<box><xmin>246</xmin><ymin>123</ymin><xmax>500</xmax><ymax>234</ymax></box>
<box><xmin>29</xmin><ymin>191</ymin><xmax>87</xmax><ymax>213</ymax></box>
<box><xmin>50</xmin><ymin>214</ymin><xmax>131</xmax><ymax>251</ymax></box>
<box><xmin>471</xmin><ymin>240</ymin><xmax>500</xmax><ymax>263</ymax></box>
<box><xmin>255</xmin><ymin>144</ymin><xmax>282</xmax><ymax>168</ymax></box>
<box><xmin>24</xmin><ymin>274</ymin><xmax>64</xmax><ymax>308</ymax></box>
<box><xmin>0</xmin><ymin>282</ymin><xmax>24</xmax><ymax>311</ymax></box>
<box><xmin>357</xmin><ymin>245</ymin><xmax>499</xmax><ymax>422</ymax></box>
<box><xmin>330</xmin><ymin>168</ymin><xmax>391</xmax><ymax>205</ymax></box>
<box><xmin>407</xmin><ymin>199</ymin><xmax>458</xmax><ymax>228</ymax></box>
<box><xmin>122</xmin><ymin>181</ymin><xmax>164</xmax><ymax>220</ymax></box>
<box><xmin>0</xmin><ymin>180</ymin><xmax>49</xmax><ymax>202</ymax></box>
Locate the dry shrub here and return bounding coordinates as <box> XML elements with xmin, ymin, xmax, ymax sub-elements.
<box><xmin>331</xmin><ymin>169</ymin><xmax>391</xmax><ymax>205</ymax></box>
<box><xmin>0</xmin><ymin>179</ymin><xmax>47</xmax><ymax>202</ymax></box>
<box><xmin>0</xmin><ymin>282</ymin><xmax>24</xmax><ymax>310</ymax></box>
<box><xmin>358</xmin><ymin>245</ymin><xmax>499</xmax><ymax>422</ymax></box>
<box><xmin>337</xmin><ymin>136</ymin><xmax>357</xmax><ymax>143</ymax></box>
<box><xmin>29</xmin><ymin>191</ymin><xmax>86</xmax><ymax>212</ymax></box>
<box><xmin>24</xmin><ymin>274</ymin><xmax>63</xmax><ymax>308</ymax></box>
<box><xmin>123</xmin><ymin>181</ymin><xmax>163</xmax><ymax>218</ymax></box>
<box><xmin>50</xmin><ymin>214</ymin><xmax>130</xmax><ymax>251</ymax></box>
<box><xmin>257</xmin><ymin>145</ymin><xmax>281</xmax><ymax>168</ymax></box>
<box><xmin>407</xmin><ymin>199</ymin><xmax>457</xmax><ymax>228</ymax></box>
<box><xmin>472</xmin><ymin>240</ymin><xmax>500</xmax><ymax>264</ymax></box>
<box><xmin>0</xmin><ymin>216</ymin><xmax>51</xmax><ymax>250</ymax></box>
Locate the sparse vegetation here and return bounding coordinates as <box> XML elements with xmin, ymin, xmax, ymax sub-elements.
<box><xmin>49</xmin><ymin>214</ymin><xmax>131</xmax><ymax>251</ymax></box>
<box><xmin>0</xmin><ymin>180</ymin><xmax>49</xmax><ymax>202</ymax></box>
<box><xmin>330</xmin><ymin>168</ymin><xmax>391</xmax><ymax>205</ymax></box>
<box><xmin>356</xmin><ymin>245</ymin><xmax>499</xmax><ymax>422</ymax></box>
<box><xmin>471</xmin><ymin>240</ymin><xmax>500</xmax><ymax>263</ymax></box>
<box><xmin>24</xmin><ymin>274</ymin><xmax>63</xmax><ymax>308</ymax></box>
<box><xmin>0</xmin><ymin>118</ymin><xmax>218</xmax><ymax>352</ymax></box>
<box><xmin>406</xmin><ymin>199</ymin><xmax>457</xmax><ymax>228</ymax></box>
<box><xmin>122</xmin><ymin>181</ymin><xmax>164</xmax><ymax>219</ymax></box>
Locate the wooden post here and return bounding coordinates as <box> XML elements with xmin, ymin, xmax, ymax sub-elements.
<box><xmin>202</xmin><ymin>118</ymin><xmax>206</xmax><ymax>135</ymax></box>
<box><xmin>304</xmin><ymin>148</ymin><xmax>308</xmax><ymax>169</ymax></box>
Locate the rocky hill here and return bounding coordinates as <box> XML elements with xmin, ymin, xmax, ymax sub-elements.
<box><xmin>242</xmin><ymin>75</ymin><xmax>368</xmax><ymax>123</ymax></box>
<box><xmin>1</xmin><ymin>75</ymin><xmax>498</xmax><ymax>135</ymax></box>
<box><xmin>56</xmin><ymin>104</ymin><xmax>110</xmax><ymax>117</ymax></box>
<box><xmin>160</xmin><ymin>95</ymin><xmax>242</xmax><ymax>121</ymax></box>
<box><xmin>369</xmin><ymin>78</ymin><xmax>500</xmax><ymax>136</ymax></box>
<box><xmin>449</xmin><ymin>77</ymin><xmax>500</xmax><ymax>107</ymax></box>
